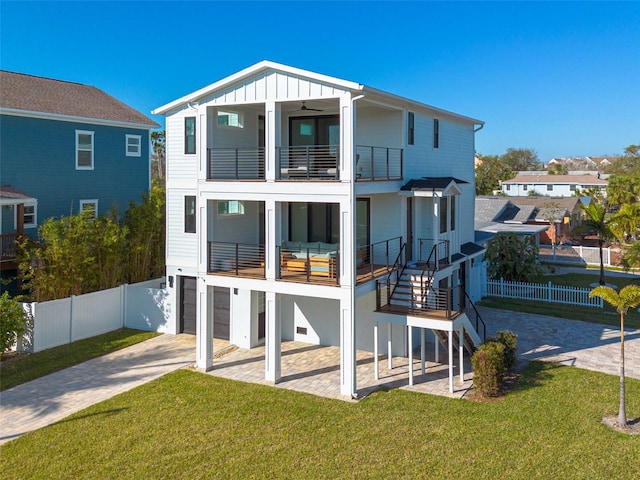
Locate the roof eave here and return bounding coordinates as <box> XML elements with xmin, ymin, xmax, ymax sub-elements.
<box><xmin>0</xmin><ymin>107</ymin><xmax>159</xmax><ymax>129</ymax></box>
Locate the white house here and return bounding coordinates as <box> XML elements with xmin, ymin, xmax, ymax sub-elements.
<box><xmin>152</xmin><ymin>61</ymin><xmax>486</xmax><ymax>397</ymax></box>
<box><xmin>501</xmin><ymin>173</ymin><xmax>608</xmax><ymax>197</ymax></box>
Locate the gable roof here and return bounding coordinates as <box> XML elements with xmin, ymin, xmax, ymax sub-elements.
<box><xmin>0</xmin><ymin>185</ymin><xmax>36</xmax><ymax>206</ymax></box>
<box><xmin>508</xmin><ymin>196</ymin><xmax>584</xmax><ymax>223</ymax></box>
<box><xmin>0</xmin><ymin>70</ymin><xmax>159</xmax><ymax>128</ymax></box>
<box><xmin>152</xmin><ymin>60</ymin><xmax>483</xmax><ymax>126</ymax></box>
<box><xmin>502</xmin><ymin>174</ymin><xmax>607</xmax><ymax>186</ymax></box>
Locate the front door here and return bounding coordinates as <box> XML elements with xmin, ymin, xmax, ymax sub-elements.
<box><xmin>406</xmin><ymin>198</ymin><xmax>413</xmax><ymax>262</ymax></box>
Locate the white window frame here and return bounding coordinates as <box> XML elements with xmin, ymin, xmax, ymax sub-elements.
<box><xmin>217</xmin><ymin>200</ymin><xmax>245</xmax><ymax>216</ymax></box>
<box><xmin>126</xmin><ymin>134</ymin><xmax>142</xmax><ymax>157</ymax></box>
<box><xmin>76</xmin><ymin>130</ymin><xmax>94</xmax><ymax>170</ymax></box>
<box><xmin>12</xmin><ymin>202</ymin><xmax>37</xmax><ymax>229</ymax></box>
<box><xmin>79</xmin><ymin>199</ymin><xmax>98</xmax><ymax>218</ymax></box>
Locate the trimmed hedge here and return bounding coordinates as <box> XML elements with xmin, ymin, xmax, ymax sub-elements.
<box><xmin>471</xmin><ymin>330</ymin><xmax>518</xmax><ymax>398</ymax></box>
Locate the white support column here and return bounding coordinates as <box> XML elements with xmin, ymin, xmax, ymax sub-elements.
<box><xmin>408</xmin><ymin>326</ymin><xmax>414</xmax><ymax>386</ymax></box>
<box><xmin>387</xmin><ymin>323</ymin><xmax>393</xmax><ymax>369</ymax></box>
<box><xmin>265</xmin><ymin>200</ymin><xmax>281</xmax><ymax>281</ymax></box>
<box><xmin>448</xmin><ymin>330</ymin><xmax>454</xmax><ymax>393</ymax></box>
<box><xmin>265</xmin><ymin>291</ymin><xmax>281</xmax><ymax>383</ymax></box>
<box><xmin>340</xmin><ymin>299</ymin><xmax>356</xmax><ymax>397</ymax></box>
<box><xmin>374</xmin><ymin>321</ymin><xmax>379</xmax><ymax>381</ymax></box>
<box><xmin>420</xmin><ymin>328</ymin><xmax>426</xmax><ymax>376</ymax></box>
<box><xmin>434</xmin><ymin>331</ymin><xmax>439</xmax><ymax>363</ymax></box>
<box><xmin>459</xmin><ymin>326</ymin><xmax>465</xmax><ymax>383</ymax></box>
<box><xmin>265</xmin><ymin>101</ymin><xmax>281</xmax><ymax>182</ymax></box>
<box><xmin>195</xmin><ymin>282</ymin><xmax>213</xmax><ymax>371</ymax></box>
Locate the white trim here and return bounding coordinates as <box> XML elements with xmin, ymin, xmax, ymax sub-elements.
<box><xmin>0</xmin><ymin>107</ymin><xmax>157</xmax><ymax>130</ymax></box>
<box><xmin>79</xmin><ymin>199</ymin><xmax>98</xmax><ymax>217</ymax></box>
<box><xmin>126</xmin><ymin>134</ymin><xmax>142</xmax><ymax>157</ymax></box>
<box><xmin>75</xmin><ymin>130</ymin><xmax>94</xmax><ymax>170</ymax></box>
<box><xmin>21</xmin><ymin>202</ymin><xmax>37</xmax><ymax>229</ymax></box>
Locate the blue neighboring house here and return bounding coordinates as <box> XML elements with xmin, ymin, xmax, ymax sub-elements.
<box><xmin>0</xmin><ymin>70</ymin><xmax>159</xmax><ymax>271</ymax></box>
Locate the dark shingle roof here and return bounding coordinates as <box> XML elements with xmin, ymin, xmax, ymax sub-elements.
<box><xmin>400</xmin><ymin>177</ymin><xmax>468</xmax><ymax>191</ymax></box>
<box><xmin>0</xmin><ymin>185</ymin><xmax>35</xmax><ymax>202</ymax></box>
<box><xmin>0</xmin><ymin>70</ymin><xmax>159</xmax><ymax>127</ymax></box>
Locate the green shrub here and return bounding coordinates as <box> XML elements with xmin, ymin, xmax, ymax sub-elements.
<box><xmin>492</xmin><ymin>330</ymin><xmax>518</xmax><ymax>369</ymax></box>
<box><xmin>0</xmin><ymin>291</ymin><xmax>26</xmax><ymax>354</ymax></box>
<box><xmin>471</xmin><ymin>341</ymin><xmax>506</xmax><ymax>397</ymax></box>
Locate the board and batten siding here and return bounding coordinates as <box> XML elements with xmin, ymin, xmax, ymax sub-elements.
<box><xmin>199</xmin><ymin>70</ymin><xmax>350</xmax><ymax>106</ymax></box>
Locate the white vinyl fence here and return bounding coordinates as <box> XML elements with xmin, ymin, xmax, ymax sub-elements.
<box><xmin>485</xmin><ymin>278</ymin><xmax>603</xmax><ymax>309</ymax></box>
<box><xmin>539</xmin><ymin>244</ymin><xmax>613</xmax><ymax>266</ymax></box>
<box><xmin>18</xmin><ymin>278</ymin><xmax>169</xmax><ymax>353</ymax></box>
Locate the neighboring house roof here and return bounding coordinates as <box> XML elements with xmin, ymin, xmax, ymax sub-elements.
<box><xmin>506</xmin><ymin>196</ymin><xmax>584</xmax><ymax>223</ymax></box>
<box><xmin>0</xmin><ymin>185</ymin><xmax>36</xmax><ymax>206</ymax></box>
<box><xmin>152</xmin><ymin>60</ymin><xmax>483</xmax><ymax>126</ymax></box>
<box><xmin>0</xmin><ymin>70</ymin><xmax>159</xmax><ymax>128</ymax></box>
<box><xmin>474</xmin><ymin>196</ymin><xmax>548</xmax><ymax>237</ymax></box>
<box><xmin>502</xmin><ymin>174</ymin><xmax>608</xmax><ymax>186</ymax></box>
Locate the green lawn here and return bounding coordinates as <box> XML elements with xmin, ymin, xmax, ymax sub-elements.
<box><xmin>1</xmin><ymin>364</ymin><xmax>639</xmax><ymax>479</ymax></box>
<box><xmin>0</xmin><ymin>328</ymin><xmax>159</xmax><ymax>391</ymax></box>
<box><xmin>480</xmin><ymin>273</ymin><xmax>640</xmax><ymax>329</ymax></box>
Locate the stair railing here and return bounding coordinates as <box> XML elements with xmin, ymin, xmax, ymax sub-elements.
<box><xmin>460</xmin><ymin>287</ymin><xmax>486</xmax><ymax>342</ymax></box>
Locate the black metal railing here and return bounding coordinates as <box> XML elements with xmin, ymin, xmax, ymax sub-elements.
<box><xmin>356</xmin><ymin>236</ymin><xmax>402</xmax><ymax>282</ymax></box>
<box><xmin>355</xmin><ymin>145</ymin><xmax>403</xmax><ymax>181</ymax></box>
<box><xmin>375</xmin><ymin>242</ymin><xmax>406</xmax><ymax>310</ymax></box>
<box><xmin>278</xmin><ymin>245</ymin><xmax>340</xmax><ymax>285</ymax></box>
<box><xmin>278</xmin><ymin>145</ymin><xmax>339</xmax><ymax>180</ymax></box>
<box><xmin>461</xmin><ymin>287</ymin><xmax>487</xmax><ymax>342</ymax></box>
<box><xmin>418</xmin><ymin>238</ymin><xmax>450</xmax><ymax>269</ymax></box>
<box><xmin>208</xmin><ymin>242</ymin><xmax>265</xmax><ymax>278</ymax></box>
<box><xmin>207</xmin><ymin>148</ymin><xmax>265</xmax><ymax>180</ymax></box>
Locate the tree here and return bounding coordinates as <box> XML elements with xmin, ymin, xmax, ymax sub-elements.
<box><xmin>607</xmin><ymin>144</ymin><xmax>640</xmax><ymax>176</ymax></box>
<box><xmin>500</xmin><ymin>148</ymin><xmax>542</xmax><ymax>172</ymax></box>
<box><xmin>475</xmin><ymin>154</ymin><xmax>514</xmax><ymax>195</ymax></box>
<box><xmin>622</xmin><ymin>241</ymin><xmax>640</xmax><ymax>270</ymax></box>
<box><xmin>484</xmin><ymin>233</ymin><xmax>542</xmax><ymax>282</ymax></box>
<box><xmin>606</xmin><ymin>174</ymin><xmax>639</xmax><ymax>207</ymax></box>
<box><xmin>610</xmin><ymin>203</ymin><xmax>640</xmax><ymax>242</ymax></box>
<box><xmin>0</xmin><ymin>291</ymin><xmax>26</xmax><ymax>354</ymax></box>
<box><xmin>547</xmin><ymin>162</ymin><xmax>569</xmax><ymax>175</ymax></box>
<box><xmin>572</xmin><ymin>201</ymin><xmax>614</xmax><ymax>285</ymax></box>
<box><xmin>589</xmin><ymin>285</ymin><xmax>640</xmax><ymax>427</ymax></box>
<box><xmin>151</xmin><ymin>130</ymin><xmax>166</xmax><ymax>186</ymax></box>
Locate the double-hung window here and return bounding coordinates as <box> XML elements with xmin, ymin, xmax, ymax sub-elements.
<box><xmin>126</xmin><ymin>134</ymin><xmax>142</xmax><ymax>157</ymax></box>
<box><xmin>23</xmin><ymin>203</ymin><xmax>37</xmax><ymax>228</ymax></box>
<box><xmin>433</xmin><ymin>118</ymin><xmax>439</xmax><ymax>149</ymax></box>
<box><xmin>80</xmin><ymin>199</ymin><xmax>98</xmax><ymax>218</ymax></box>
<box><xmin>407</xmin><ymin>112</ymin><xmax>415</xmax><ymax>145</ymax></box>
<box><xmin>185</xmin><ymin>117</ymin><xmax>196</xmax><ymax>154</ymax></box>
<box><xmin>76</xmin><ymin>130</ymin><xmax>94</xmax><ymax>169</ymax></box>
<box><xmin>185</xmin><ymin>196</ymin><xmax>196</xmax><ymax>233</ymax></box>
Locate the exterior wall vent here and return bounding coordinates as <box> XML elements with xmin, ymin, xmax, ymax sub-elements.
<box><xmin>296</xmin><ymin>326</ymin><xmax>307</xmax><ymax>335</ymax></box>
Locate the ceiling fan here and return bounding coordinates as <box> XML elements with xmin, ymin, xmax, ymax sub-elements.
<box><xmin>289</xmin><ymin>101</ymin><xmax>323</xmax><ymax>113</ymax></box>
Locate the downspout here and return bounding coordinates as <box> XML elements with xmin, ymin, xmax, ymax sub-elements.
<box><xmin>474</xmin><ymin>123</ymin><xmax>484</xmax><ymax>133</ymax></box>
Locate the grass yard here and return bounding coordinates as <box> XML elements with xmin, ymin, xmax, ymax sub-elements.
<box><xmin>1</xmin><ymin>363</ymin><xmax>639</xmax><ymax>479</ymax></box>
<box><xmin>480</xmin><ymin>273</ymin><xmax>640</xmax><ymax>329</ymax></box>
<box><xmin>0</xmin><ymin>328</ymin><xmax>159</xmax><ymax>391</ymax></box>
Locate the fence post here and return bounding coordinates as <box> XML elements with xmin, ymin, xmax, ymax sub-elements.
<box><xmin>605</xmin><ymin>247</ymin><xmax>610</xmax><ymax>266</ymax></box>
<box><xmin>69</xmin><ymin>295</ymin><xmax>74</xmax><ymax>344</ymax></box>
<box><xmin>500</xmin><ymin>278</ymin><xmax>504</xmax><ymax>297</ymax></box>
<box><xmin>548</xmin><ymin>281</ymin><xmax>552</xmax><ymax>303</ymax></box>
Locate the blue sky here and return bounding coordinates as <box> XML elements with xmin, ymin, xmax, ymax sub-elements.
<box><xmin>2</xmin><ymin>1</ymin><xmax>638</xmax><ymax>162</ymax></box>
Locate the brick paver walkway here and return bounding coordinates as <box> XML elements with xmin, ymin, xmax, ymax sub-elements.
<box><xmin>0</xmin><ymin>334</ymin><xmax>195</xmax><ymax>445</ymax></box>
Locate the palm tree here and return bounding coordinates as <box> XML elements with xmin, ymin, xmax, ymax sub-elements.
<box><xmin>575</xmin><ymin>202</ymin><xmax>614</xmax><ymax>285</ymax></box>
<box><xmin>589</xmin><ymin>285</ymin><xmax>640</xmax><ymax>426</ymax></box>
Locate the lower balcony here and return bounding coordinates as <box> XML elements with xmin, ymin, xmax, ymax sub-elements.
<box><xmin>208</xmin><ymin>242</ymin><xmax>265</xmax><ymax>279</ymax></box>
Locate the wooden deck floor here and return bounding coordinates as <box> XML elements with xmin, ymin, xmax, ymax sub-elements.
<box><xmin>209</xmin><ymin>263</ymin><xmax>392</xmax><ymax>286</ymax></box>
<box><xmin>376</xmin><ymin>303</ymin><xmax>461</xmax><ymax>321</ymax></box>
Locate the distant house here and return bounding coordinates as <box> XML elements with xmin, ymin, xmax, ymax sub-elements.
<box><xmin>476</xmin><ymin>196</ymin><xmax>586</xmax><ymax>246</ymax></box>
<box><xmin>500</xmin><ymin>173</ymin><xmax>607</xmax><ymax>197</ymax></box>
<box><xmin>0</xmin><ymin>70</ymin><xmax>159</xmax><ymax>270</ymax></box>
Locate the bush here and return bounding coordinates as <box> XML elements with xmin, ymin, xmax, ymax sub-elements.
<box><xmin>471</xmin><ymin>341</ymin><xmax>506</xmax><ymax>397</ymax></box>
<box><xmin>0</xmin><ymin>291</ymin><xmax>26</xmax><ymax>354</ymax></box>
<box><xmin>492</xmin><ymin>330</ymin><xmax>518</xmax><ymax>369</ymax></box>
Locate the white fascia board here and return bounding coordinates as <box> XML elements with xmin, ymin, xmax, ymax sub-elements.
<box><xmin>363</xmin><ymin>87</ymin><xmax>484</xmax><ymax>126</ymax></box>
<box><xmin>0</xmin><ymin>107</ymin><xmax>157</xmax><ymax>130</ymax></box>
<box><xmin>0</xmin><ymin>197</ymin><xmax>37</xmax><ymax>206</ymax></box>
<box><xmin>152</xmin><ymin>60</ymin><xmax>364</xmax><ymax>115</ymax></box>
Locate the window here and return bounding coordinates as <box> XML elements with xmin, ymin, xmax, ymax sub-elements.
<box><xmin>185</xmin><ymin>117</ymin><xmax>196</xmax><ymax>154</ymax></box>
<box><xmin>126</xmin><ymin>134</ymin><xmax>141</xmax><ymax>157</ymax></box>
<box><xmin>79</xmin><ymin>199</ymin><xmax>98</xmax><ymax>218</ymax></box>
<box><xmin>76</xmin><ymin>130</ymin><xmax>94</xmax><ymax>169</ymax></box>
<box><xmin>450</xmin><ymin>196</ymin><xmax>456</xmax><ymax>231</ymax></box>
<box><xmin>407</xmin><ymin>112</ymin><xmax>415</xmax><ymax>145</ymax></box>
<box><xmin>23</xmin><ymin>203</ymin><xmax>36</xmax><ymax>228</ymax></box>
<box><xmin>506</xmin><ymin>184</ymin><xmax>511</xmax><ymax>191</ymax></box>
<box><xmin>570</xmin><ymin>185</ymin><xmax>576</xmax><ymax>192</ymax></box>
<box><xmin>547</xmin><ymin>184</ymin><xmax>553</xmax><ymax>192</ymax></box>
<box><xmin>523</xmin><ymin>184</ymin><xmax>528</xmax><ymax>191</ymax></box>
<box><xmin>217</xmin><ymin>200</ymin><xmax>244</xmax><ymax>216</ymax></box>
<box><xmin>439</xmin><ymin>196</ymin><xmax>448</xmax><ymax>234</ymax></box>
<box><xmin>217</xmin><ymin>111</ymin><xmax>243</xmax><ymax>128</ymax></box>
<box><xmin>185</xmin><ymin>196</ymin><xmax>196</xmax><ymax>232</ymax></box>
<box><xmin>433</xmin><ymin>118</ymin><xmax>439</xmax><ymax>149</ymax></box>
